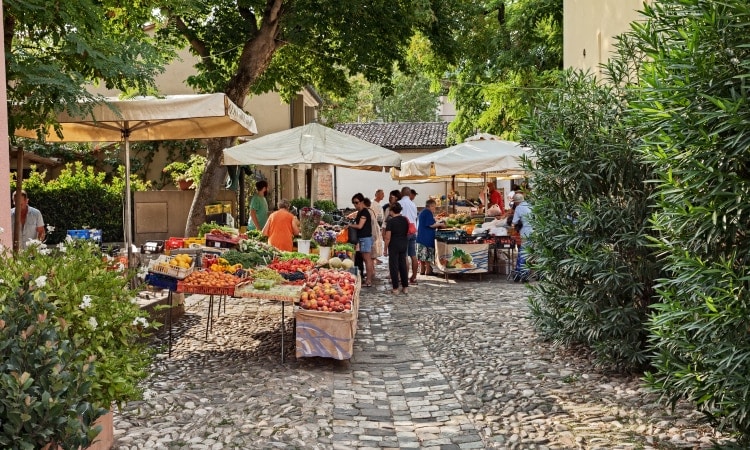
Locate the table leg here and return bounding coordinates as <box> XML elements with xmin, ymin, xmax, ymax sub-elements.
<box><xmin>205</xmin><ymin>294</ymin><xmax>214</xmax><ymax>340</ymax></box>
<box><xmin>281</xmin><ymin>301</ymin><xmax>285</xmax><ymax>363</ymax></box>
<box><xmin>167</xmin><ymin>290</ymin><xmax>173</xmax><ymax>358</ymax></box>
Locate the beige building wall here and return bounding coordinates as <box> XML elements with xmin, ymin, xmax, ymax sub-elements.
<box><xmin>563</xmin><ymin>0</ymin><xmax>651</xmax><ymax>73</ymax></box>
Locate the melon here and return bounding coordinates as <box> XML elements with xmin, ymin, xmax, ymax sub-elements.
<box><xmin>341</xmin><ymin>258</ymin><xmax>355</xmax><ymax>270</ymax></box>
<box><xmin>328</xmin><ymin>257</ymin><xmax>343</xmax><ymax>269</ymax></box>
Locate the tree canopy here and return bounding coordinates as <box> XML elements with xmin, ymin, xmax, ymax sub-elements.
<box><xmin>156</xmin><ymin>0</ymin><xmax>464</xmax><ymax>234</ymax></box>
<box><xmin>5</xmin><ymin>0</ymin><xmax>172</xmax><ymax>139</ymax></box>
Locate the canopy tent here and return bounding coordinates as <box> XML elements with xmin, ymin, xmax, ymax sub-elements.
<box><xmin>391</xmin><ymin>133</ymin><xmax>533</xmax><ymax>214</ymax></box>
<box><xmin>15</xmin><ymin>93</ymin><xmax>258</xmax><ymax>258</ymax></box>
<box><xmin>222</xmin><ymin>122</ymin><xmax>402</xmax><ymax>205</ymax></box>
<box><xmin>394</xmin><ymin>133</ymin><xmax>532</xmax><ymax>181</ymax></box>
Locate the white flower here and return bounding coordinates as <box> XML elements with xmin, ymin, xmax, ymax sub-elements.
<box><xmin>26</xmin><ymin>238</ymin><xmax>42</xmax><ymax>248</ymax></box>
<box><xmin>129</xmin><ymin>297</ymin><xmax>138</xmax><ymax>304</ymax></box>
<box><xmin>34</xmin><ymin>275</ymin><xmax>47</xmax><ymax>288</ymax></box>
<box><xmin>116</xmin><ymin>263</ymin><xmax>125</xmax><ymax>272</ymax></box>
<box><xmin>132</xmin><ymin>317</ymin><xmax>149</xmax><ymax>328</ymax></box>
<box><xmin>46</xmin><ymin>225</ymin><xmax>55</xmax><ymax>232</ymax></box>
<box><xmin>79</xmin><ymin>295</ymin><xmax>93</xmax><ymax>310</ymax></box>
<box><xmin>39</xmin><ymin>247</ymin><xmax>51</xmax><ymax>255</ymax></box>
<box><xmin>137</xmin><ymin>266</ymin><xmax>149</xmax><ymax>280</ymax></box>
<box><xmin>57</xmin><ymin>243</ymin><xmax>67</xmax><ymax>253</ymax></box>
<box><xmin>0</xmin><ymin>227</ymin><xmax>3</xmax><ymax>234</ymax></box>
<box><xmin>88</xmin><ymin>317</ymin><xmax>98</xmax><ymax>330</ymax></box>
<box><xmin>0</xmin><ymin>279</ymin><xmax>4</xmax><ymax>284</ymax></box>
<box><xmin>65</xmin><ymin>234</ymin><xmax>74</xmax><ymax>244</ymax></box>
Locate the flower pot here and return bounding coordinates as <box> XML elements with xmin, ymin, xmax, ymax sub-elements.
<box><xmin>318</xmin><ymin>246</ymin><xmax>331</xmax><ymax>260</ymax></box>
<box><xmin>178</xmin><ymin>179</ymin><xmax>193</xmax><ymax>190</ymax></box>
<box><xmin>297</xmin><ymin>239</ymin><xmax>311</xmax><ymax>254</ymax></box>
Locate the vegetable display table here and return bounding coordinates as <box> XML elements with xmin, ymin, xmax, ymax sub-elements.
<box><xmin>235</xmin><ymin>281</ymin><xmax>304</xmax><ymax>363</ymax></box>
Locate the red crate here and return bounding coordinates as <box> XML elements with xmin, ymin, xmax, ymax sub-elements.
<box><xmin>165</xmin><ymin>237</ymin><xmax>185</xmax><ymax>254</ymax></box>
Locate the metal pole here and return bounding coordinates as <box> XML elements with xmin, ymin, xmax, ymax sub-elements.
<box><xmin>123</xmin><ymin>125</ymin><xmax>133</xmax><ymax>265</ymax></box>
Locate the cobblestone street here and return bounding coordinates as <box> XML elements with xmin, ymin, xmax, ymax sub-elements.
<box><xmin>113</xmin><ymin>268</ymin><xmax>732</xmax><ymax>449</ymax></box>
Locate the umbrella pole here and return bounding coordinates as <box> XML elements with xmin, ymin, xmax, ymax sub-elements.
<box><xmin>123</xmin><ymin>127</ymin><xmax>133</xmax><ymax>268</ymax></box>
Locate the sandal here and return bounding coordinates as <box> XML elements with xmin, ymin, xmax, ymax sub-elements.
<box><xmin>401</xmin><ymin>288</ymin><xmax>408</xmax><ymax>295</ymax></box>
<box><xmin>409</xmin><ymin>278</ymin><xmax>418</xmax><ymax>285</ymax></box>
<box><xmin>391</xmin><ymin>289</ymin><xmax>400</xmax><ymax>295</ymax></box>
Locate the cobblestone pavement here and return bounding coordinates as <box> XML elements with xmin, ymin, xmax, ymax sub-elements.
<box><xmin>113</xmin><ymin>265</ymin><xmax>734</xmax><ymax>449</ymax></box>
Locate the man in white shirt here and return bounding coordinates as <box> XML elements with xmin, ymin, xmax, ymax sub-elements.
<box><xmin>372</xmin><ymin>189</ymin><xmax>385</xmax><ymax>226</ymax></box>
<box><xmin>11</xmin><ymin>190</ymin><xmax>46</xmax><ymax>249</ymax></box>
<box><xmin>398</xmin><ymin>186</ymin><xmax>419</xmax><ymax>283</ymax></box>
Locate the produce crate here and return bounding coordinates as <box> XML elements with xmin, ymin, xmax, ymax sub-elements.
<box><xmin>176</xmin><ymin>282</ymin><xmax>235</xmax><ymax>296</ymax></box>
<box><xmin>205</xmin><ymin>202</ymin><xmax>232</xmax><ymax>215</ymax></box>
<box><xmin>144</xmin><ymin>272</ymin><xmax>178</xmax><ymax>291</ymax></box>
<box><xmin>295</xmin><ymin>278</ymin><xmax>360</xmax><ymax>360</ymax></box>
<box><xmin>183</xmin><ymin>237</ymin><xmax>206</xmax><ymax>248</ymax></box>
<box><xmin>147</xmin><ymin>255</ymin><xmax>195</xmax><ymax>279</ymax></box>
<box><xmin>235</xmin><ymin>281</ymin><xmax>303</xmax><ymax>302</ymax></box>
<box><xmin>67</xmin><ymin>229</ymin><xmax>90</xmax><ymax>240</ymax></box>
<box><xmin>165</xmin><ymin>237</ymin><xmax>185</xmax><ymax>254</ymax></box>
<box><xmin>206</xmin><ymin>234</ymin><xmax>239</xmax><ymax>249</ymax></box>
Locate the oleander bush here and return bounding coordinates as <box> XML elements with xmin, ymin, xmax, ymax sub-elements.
<box><xmin>630</xmin><ymin>0</ymin><xmax>750</xmax><ymax>440</ymax></box>
<box><xmin>521</xmin><ymin>36</ymin><xmax>663</xmax><ymax>371</ymax></box>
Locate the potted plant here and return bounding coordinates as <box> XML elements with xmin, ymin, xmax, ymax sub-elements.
<box><xmin>0</xmin><ymin>235</ymin><xmax>156</xmax><ymax>448</ymax></box>
<box><xmin>162</xmin><ymin>154</ymin><xmax>207</xmax><ymax>190</ymax></box>
<box><xmin>312</xmin><ymin>226</ymin><xmax>338</xmax><ymax>260</ymax></box>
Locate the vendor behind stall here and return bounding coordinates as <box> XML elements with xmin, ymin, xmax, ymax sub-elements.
<box><xmin>262</xmin><ymin>199</ymin><xmax>300</xmax><ymax>252</ymax></box>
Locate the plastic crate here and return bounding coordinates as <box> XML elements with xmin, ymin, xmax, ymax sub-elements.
<box><xmin>144</xmin><ymin>273</ymin><xmax>178</xmax><ymax>291</ymax></box>
<box><xmin>183</xmin><ymin>237</ymin><xmax>206</xmax><ymax>248</ymax></box>
<box><xmin>205</xmin><ymin>204</ymin><xmax>223</xmax><ymax>215</ymax></box>
<box><xmin>67</xmin><ymin>229</ymin><xmax>90</xmax><ymax>240</ymax></box>
<box><xmin>147</xmin><ymin>255</ymin><xmax>195</xmax><ymax>279</ymax></box>
<box><xmin>164</xmin><ymin>237</ymin><xmax>185</xmax><ymax>254</ymax></box>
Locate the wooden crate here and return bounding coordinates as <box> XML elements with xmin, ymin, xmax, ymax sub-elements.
<box><xmin>295</xmin><ymin>279</ymin><xmax>360</xmax><ymax>360</ymax></box>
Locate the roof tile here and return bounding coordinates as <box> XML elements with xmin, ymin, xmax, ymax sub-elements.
<box><xmin>334</xmin><ymin>122</ymin><xmax>448</xmax><ymax>150</ymax></box>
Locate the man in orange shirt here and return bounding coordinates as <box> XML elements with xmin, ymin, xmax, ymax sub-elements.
<box><xmin>262</xmin><ymin>199</ymin><xmax>300</xmax><ymax>252</ymax></box>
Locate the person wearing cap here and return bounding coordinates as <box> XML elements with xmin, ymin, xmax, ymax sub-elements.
<box><xmin>511</xmin><ymin>193</ymin><xmax>533</xmax><ymax>278</ymax></box>
<box><xmin>11</xmin><ymin>190</ymin><xmax>46</xmax><ymax>249</ymax></box>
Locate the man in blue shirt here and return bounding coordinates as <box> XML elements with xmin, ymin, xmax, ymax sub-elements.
<box><xmin>416</xmin><ymin>199</ymin><xmax>445</xmax><ymax>276</ymax></box>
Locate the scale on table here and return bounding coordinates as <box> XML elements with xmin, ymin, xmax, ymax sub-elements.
<box><xmin>141</xmin><ymin>240</ymin><xmax>165</xmax><ymax>254</ymax></box>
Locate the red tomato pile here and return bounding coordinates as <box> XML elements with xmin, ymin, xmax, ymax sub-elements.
<box><xmin>299</xmin><ymin>268</ymin><xmax>357</xmax><ymax>312</ymax></box>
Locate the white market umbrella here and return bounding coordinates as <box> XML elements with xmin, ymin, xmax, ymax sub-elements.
<box><xmin>223</xmin><ymin>122</ymin><xmax>402</xmax><ymax>205</ymax></box>
<box><xmin>397</xmin><ymin>133</ymin><xmax>532</xmax><ymax>180</ymax></box>
<box><xmin>15</xmin><ymin>93</ymin><xmax>258</xmax><ymax>259</ymax></box>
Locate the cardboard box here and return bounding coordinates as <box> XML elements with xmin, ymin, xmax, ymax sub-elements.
<box><xmin>295</xmin><ymin>279</ymin><xmax>360</xmax><ymax>360</ymax></box>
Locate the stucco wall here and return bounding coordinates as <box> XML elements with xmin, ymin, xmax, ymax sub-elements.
<box><xmin>563</xmin><ymin>0</ymin><xmax>651</xmax><ymax>73</ymax></box>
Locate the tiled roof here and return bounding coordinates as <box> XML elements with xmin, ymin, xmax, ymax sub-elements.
<box><xmin>334</xmin><ymin>122</ymin><xmax>448</xmax><ymax>150</ymax></box>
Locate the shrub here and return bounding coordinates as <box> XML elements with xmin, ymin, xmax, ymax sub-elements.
<box><xmin>14</xmin><ymin>162</ymin><xmax>149</xmax><ymax>244</ymax></box>
<box><xmin>289</xmin><ymin>197</ymin><xmax>311</xmax><ymax>214</ymax></box>
<box><xmin>0</xmin><ymin>238</ymin><xmax>156</xmax><ymax>414</ymax></box>
<box><xmin>630</xmin><ymin>0</ymin><xmax>750</xmax><ymax>439</ymax></box>
<box><xmin>0</xmin><ymin>275</ymin><xmax>104</xmax><ymax>449</ymax></box>
<box><xmin>520</xmin><ymin>38</ymin><xmax>662</xmax><ymax>371</ymax></box>
<box><xmin>313</xmin><ymin>199</ymin><xmax>337</xmax><ymax>212</ymax></box>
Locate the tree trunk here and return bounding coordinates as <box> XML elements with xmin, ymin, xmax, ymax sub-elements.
<box><xmin>183</xmin><ymin>3</ymin><xmax>283</xmax><ymax>236</ymax></box>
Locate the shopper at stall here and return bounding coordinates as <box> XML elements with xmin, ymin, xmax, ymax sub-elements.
<box><xmin>261</xmin><ymin>199</ymin><xmax>299</xmax><ymax>252</ymax></box>
<box><xmin>372</xmin><ymin>189</ymin><xmax>385</xmax><ymax>227</ymax></box>
<box><xmin>487</xmin><ymin>182</ymin><xmax>505</xmax><ymax>214</ymax></box>
<box><xmin>248</xmin><ymin>180</ymin><xmax>269</xmax><ymax>231</ymax></box>
<box><xmin>350</xmin><ymin>193</ymin><xmax>375</xmax><ymax>287</ymax></box>
<box><xmin>511</xmin><ymin>193</ymin><xmax>533</xmax><ymax>281</ymax></box>
<box><xmin>416</xmin><ymin>199</ymin><xmax>445</xmax><ymax>276</ymax></box>
<box><xmin>11</xmin><ymin>190</ymin><xmax>45</xmax><ymax>249</ymax></box>
<box><xmin>398</xmin><ymin>186</ymin><xmax>419</xmax><ymax>284</ymax></box>
<box><xmin>364</xmin><ymin>198</ymin><xmax>383</xmax><ymax>261</ymax></box>
<box><xmin>383</xmin><ymin>202</ymin><xmax>410</xmax><ymax>294</ymax></box>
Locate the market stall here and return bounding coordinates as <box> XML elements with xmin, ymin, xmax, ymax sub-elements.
<box><xmin>142</xmin><ymin>228</ymin><xmax>362</xmax><ymax>362</ymax></box>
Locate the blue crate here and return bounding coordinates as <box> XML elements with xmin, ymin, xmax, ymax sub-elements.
<box><xmin>89</xmin><ymin>229</ymin><xmax>102</xmax><ymax>243</ymax></box>
<box><xmin>145</xmin><ymin>273</ymin><xmax>178</xmax><ymax>291</ymax></box>
<box><xmin>67</xmin><ymin>229</ymin><xmax>90</xmax><ymax>240</ymax></box>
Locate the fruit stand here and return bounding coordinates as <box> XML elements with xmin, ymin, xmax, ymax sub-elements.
<box><xmin>434</xmin><ymin>229</ymin><xmax>491</xmax><ymax>277</ymax></box>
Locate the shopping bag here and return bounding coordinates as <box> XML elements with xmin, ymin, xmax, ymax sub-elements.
<box><xmin>407</xmin><ymin>219</ymin><xmax>417</xmax><ymax>235</ymax></box>
<box><xmin>336</xmin><ymin>227</ymin><xmax>349</xmax><ymax>244</ymax></box>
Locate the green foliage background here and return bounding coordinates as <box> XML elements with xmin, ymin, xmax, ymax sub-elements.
<box><xmin>14</xmin><ymin>163</ymin><xmax>149</xmax><ymax>244</ymax></box>
<box><xmin>629</xmin><ymin>0</ymin><xmax>750</xmax><ymax>439</ymax></box>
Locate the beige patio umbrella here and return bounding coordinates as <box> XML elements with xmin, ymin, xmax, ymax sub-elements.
<box><xmin>15</xmin><ymin>93</ymin><xmax>258</xmax><ymax>260</ymax></box>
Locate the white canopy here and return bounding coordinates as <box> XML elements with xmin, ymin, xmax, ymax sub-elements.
<box><xmin>396</xmin><ymin>133</ymin><xmax>532</xmax><ymax>180</ymax></box>
<box><xmin>14</xmin><ymin>93</ymin><xmax>258</xmax><ymax>257</ymax></box>
<box><xmin>16</xmin><ymin>93</ymin><xmax>258</xmax><ymax>142</ymax></box>
<box><xmin>223</xmin><ymin>122</ymin><xmax>401</xmax><ymax>171</ymax></box>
